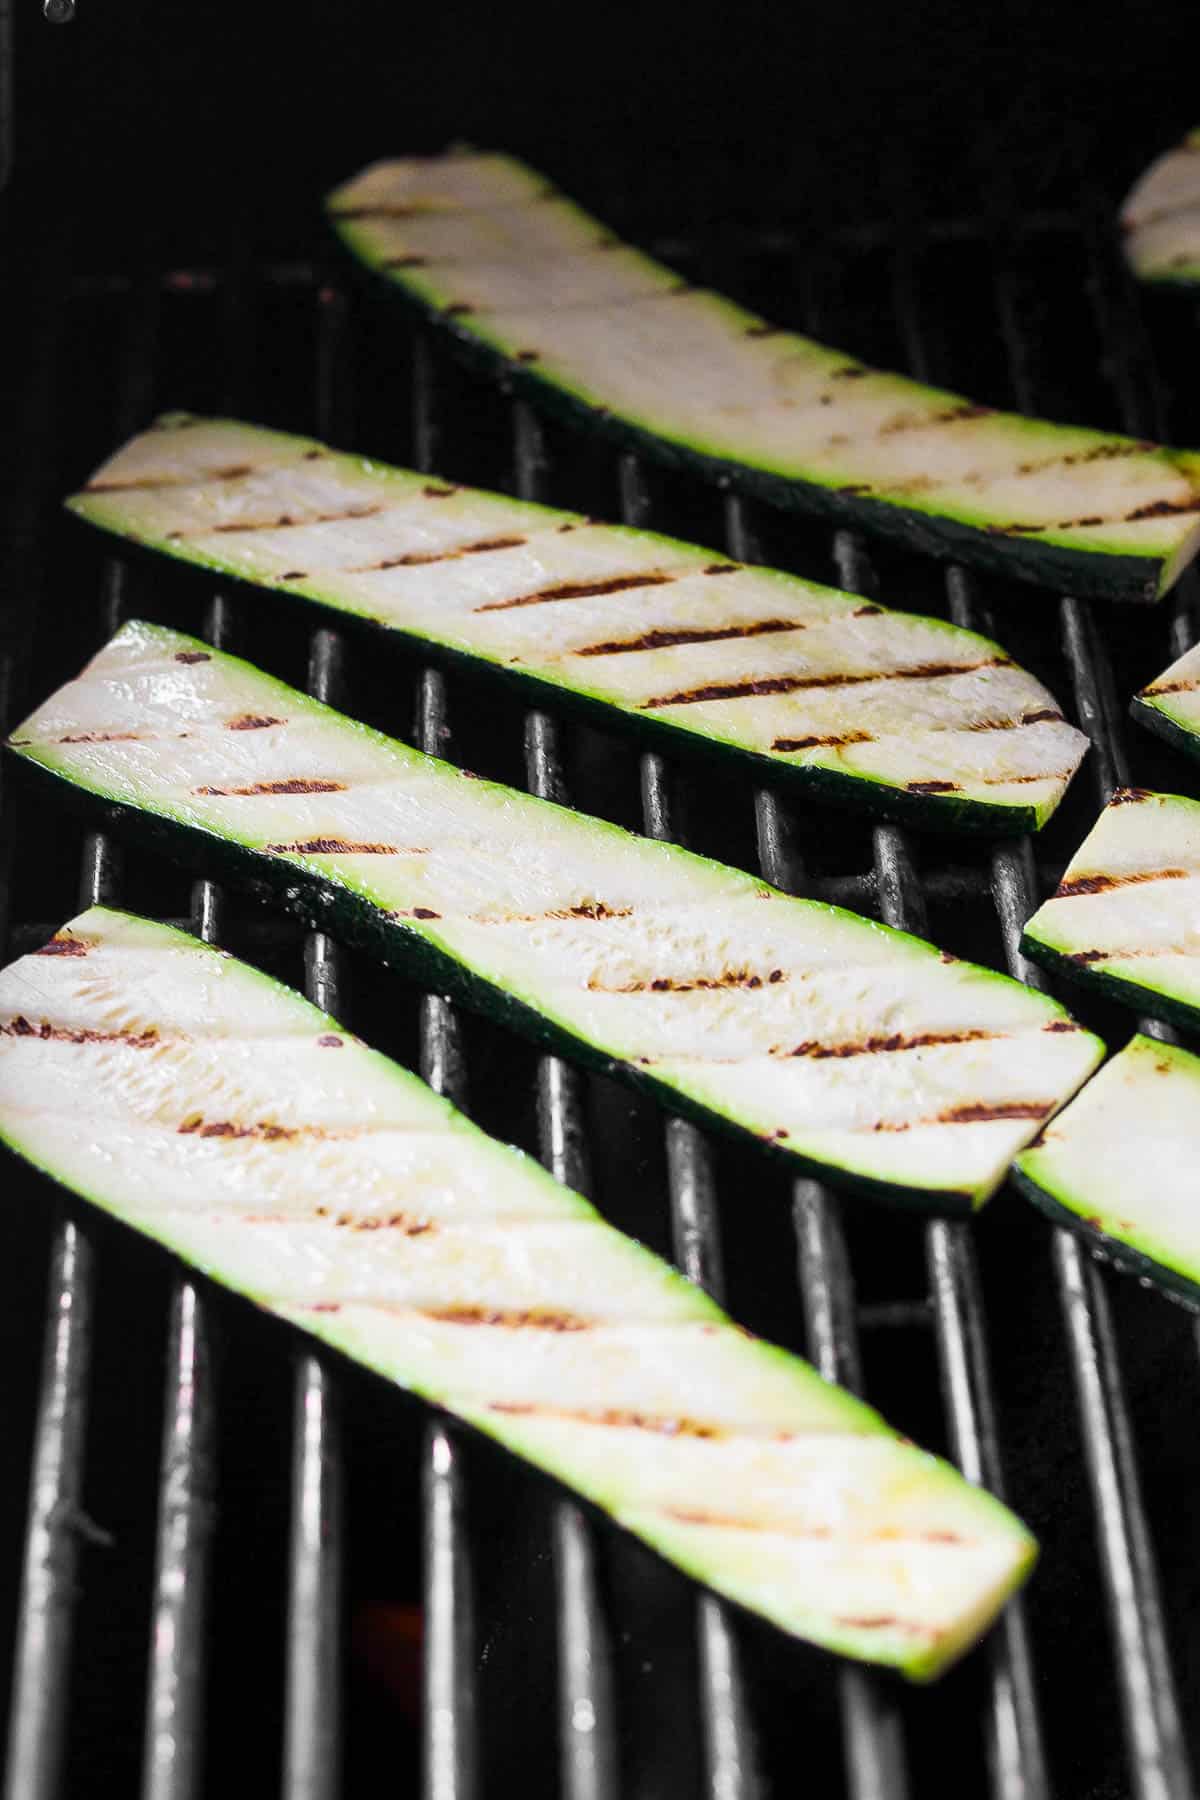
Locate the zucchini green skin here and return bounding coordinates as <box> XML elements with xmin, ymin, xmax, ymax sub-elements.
<box><xmin>326</xmin><ymin>155</ymin><xmax>1200</xmax><ymax>604</ymax></box>
<box><xmin>1014</xmin><ymin>1034</ymin><xmax>1200</xmax><ymax>1315</ymax></box>
<box><xmin>0</xmin><ymin>905</ymin><xmax>1038</xmax><ymax>1678</ymax></box>
<box><xmin>1021</xmin><ymin>787</ymin><xmax>1200</xmax><ymax>1033</ymax></box>
<box><xmin>1131</xmin><ymin>641</ymin><xmax>1200</xmax><ymax>765</ymax></box>
<box><xmin>67</xmin><ymin>416</ymin><xmax>1089</xmax><ymax>836</ymax></box>
<box><xmin>1120</xmin><ymin>128</ymin><xmax>1200</xmax><ymax>288</ymax></box>
<box><xmin>6</xmin><ymin>621</ymin><xmax>1104</xmax><ymax>1216</ymax></box>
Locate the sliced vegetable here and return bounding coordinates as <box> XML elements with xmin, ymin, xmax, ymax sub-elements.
<box><xmin>327</xmin><ymin>152</ymin><xmax>1200</xmax><ymax>602</ymax></box>
<box><xmin>1022</xmin><ymin>787</ymin><xmax>1200</xmax><ymax>1031</ymax></box>
<box><xmin>1121</xmin><ymin>129</ymin><xmax>1200</xmax><ymax>286</ymax></box>
<box><xmin>0</xmin><ymin>904</ymin><xmax>1039</xmax><ymax>1678</ymax></box>
<box><xmin>7</xmin><ymin>620</ymin><xmax>1104</xmax><ymax>1213</ymax></box>
<box><xmin>67</xmin><ymin>415</ymin><xmax>1089</xmax><ymax>835</ymax></box>
<box><xmin>1015</xmin><ymin>1034</ymin><xmax>1200</xmax><ymax>1312</ymax></box>
<box><xmin>1131</xmin><ymin>639</ymin><xmax>1200</xmax><ymax>761</ymax></box>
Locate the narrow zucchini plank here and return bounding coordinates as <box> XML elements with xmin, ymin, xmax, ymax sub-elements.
<box><xmin>326</xmin><ymin>153</ymin><xmax>1200</xmax><ymax>602</ymax></box>
<box><xmin>1121</xmin><ymin>129</ymin><xmax>1200</xmax><ymax>286</ymax></box>
<box><xmin>1131</xmin><ymin>640</ymin><xmax>1200</xmax><ymax>761</ymax></box>
<box><xmin>1015</xmin><ymin>1034</ymin><xmax>1200</xmax><ymax>1313</ymax></box>
<box><xmin>0</xmin><ymin>905</ymin><xmax>1038</xmax><ymax>1680</ymax></box>
<box><xmin>6</xmin><ymin>620</ymin><xmax>1104</xmax><ymax>1213</ymax></box>
<box><xmin>67</xmin><ymin>415</ymin><xmax>1089</xmax><ymax>835</ymax></box>
<box><xmin>1022</xmin><ymin>787</ymin><xmax>1200</xmax><ymax>1031</ymax></box>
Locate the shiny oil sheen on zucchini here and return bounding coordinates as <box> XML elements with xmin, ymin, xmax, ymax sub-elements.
<box><xmin>328</xmin><ymin>152</ymin><xmax>1200</xmax><ymax>601</ymax></box>
<box><xmin>66</xmin><ymin>414</ymin><xmax>1088</xmax><ymax>834</ymax></box>
<box><xmin>0</xmin><ymin>905</ymin><xmax>1038</xmax><ymax>1678</ymax></box>
<box><xmin>7</xmin><ymin>621</ymin><xmax>1103</xmax><ymax>1213</ymax></box>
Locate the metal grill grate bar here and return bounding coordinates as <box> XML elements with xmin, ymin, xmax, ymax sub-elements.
<box><xmin>513</xmin><ymin>403</ymin><xmax>619</xmax><ymax>1800</ymax></box>
<box><xmin>412</xmin><ymin>337</ymin><xmax>479</xmax><ymax>1800</ymax></box>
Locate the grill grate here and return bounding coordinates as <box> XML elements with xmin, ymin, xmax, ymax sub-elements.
<box><xmin>1</xmin><ymin>177</ymin><xmax>1199</xmax><ymax>1800</ymax></box>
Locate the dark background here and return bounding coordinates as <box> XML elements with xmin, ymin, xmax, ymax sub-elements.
<box><xmin>6</xmin><ymin>0</ymin><xmax>1197</xmax><ymax>258</ymax></box>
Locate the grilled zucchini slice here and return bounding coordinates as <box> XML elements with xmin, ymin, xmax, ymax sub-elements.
<box><xmin>7</xmin><ymin>620</ymin><xmax>1103</xmax><ymax>1213</ymax></box>
<box><xmin>66</xmin><ymin>414</ymin><xmax>1088</xmax><ymax>835</ymax></box>
<box><xmin>327</xmin><ymin>152</ymin><xmax>1200</xmax><ymax>602</ymax></box>
<box><xmin>1015</xmin><ymin>1034</ymin><xmax>1200</xmax><ymax>1312</ymax></box>
<box><xmin>1132</xmin><ymin>640</ymin><xmax>1200</xmax><ymax>760</ymax></box>
<box><xmin>0</xmin><ymin>904</ymin><xmax>1039</xmax><ymax>1679</ymax></box>
<box><xmin>1021</xmin><ymin>788</ymin><xmax>1200</xmax><ymax>1031</ymax></box>
<box><xmin>1121</xmin><ymin>129</ymin><xmax>1200</xmax><ymax>287</ymax></box>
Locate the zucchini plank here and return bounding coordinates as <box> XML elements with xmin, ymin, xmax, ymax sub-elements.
<box><xmin>7</xmin><ymin>621</ymin><xmax>1104</xmax><ymax>1213</ymax></box>
<box><xmin>1015</xmin><ymin>1034</ymin><xmax>1200</xmax><ymax>1313</ymax></box>
<box><xmin>327</xmin><ymin>153</ymin><xmax>1200</xmax><ymax>602</ymax></box>
<box><xmin>1121</xmin><ymin>129</ymin><xmax>1200</xmax><ymax>286</ymax></box>
<box><xmin>0</xmin><ymin>905</ymin><xmax>1038</xmax><ymax>1679</ymax></box>
<box><xmin>1022</xmin><ymin>788</ymin><xmax>1200</xmax><ymax>1031</ymax></box>
<box><xmin>1131</xmin><ymin>639</ymin><xmax>1200</xmax><ymax>760</ymax></box>
<box><xmin>67</xmin><ymin>415</ymin><xmax>1089</xmax><ymax>835</ymax></box>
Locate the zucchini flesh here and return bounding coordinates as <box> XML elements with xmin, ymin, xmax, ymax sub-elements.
<box><xmin>1015</xmin><ymin>1034</ymin><xmax>1200</xmax><ymax>1312</ymax></box>
<box><xmin>1131</xmin><ymin>640</ymin><xmax>1200</xmax><ymax>760</ymax></box>
<box><xmin>1021</xmin><ymin>787</ymin><xmax>1200</xmax><ymax>1032</ymax></box>
<box><xmin>7</xmin><ymin>620</ymin><xmax>1104</xmax><ymax>1213</ymax></box>
<box><xmin>326</xmin><ymin>153</ymin><xmax>1200</xmax><ymax>602</ymax></box>
<box><xmin>66</xmin><ymin>415</ymin><xmax>1089</xmax><ymax>836</ymax></box>
<box><xmin>0</xmin><ymin>904</ymin><xmax>1038</xmax><ymax>1679</ymax></box>
<box><xmin>1121</xmin><ymin>129</ymin><xmax>1200</xmax><ymax>286</ymax></box>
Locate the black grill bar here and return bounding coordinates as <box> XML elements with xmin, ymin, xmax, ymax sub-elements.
<box><xmin>411</xmin><ymin>335</ymin><xmax>479</xmax><ymax>1800</ymax></box>
<box><xmin>279</xmin><ymin>275</ymin><xmax>351</xmax><ymax>1800</ymax></box>
<box><xmin>618</xmin><ymin>450</ymin><xmax>764</xmax><ymax>1800</ymax></box>
<box><xmin>513</xmin><ymin>402</ymin><xmax>619</xmax><ymax>1800</ymax></box>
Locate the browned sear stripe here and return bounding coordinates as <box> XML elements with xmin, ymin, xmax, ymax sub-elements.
<box><xmin>588</xmin><ymin>967</ymin><xmax>786</xmax><ymax>994</ymax></box>
<box><xmin>1141</xmin><ymin>677</ymin><xmax>1200</xmax><ymax>697</ymax></box>
<box><xmin>196</xmin><ymin>779</ymin><xmax>346</xmax><ymax>796</ymax></box>
<box><xmin>873</xmin><ymin>1098</ymin><xmax>1052</xmax><ymax>1132</ymax></box>
<box><xmin>84</xmin><ymin>463</ymin><xmax>254</xmax><ymax>493</ymax></box>
<box><xmin>642</xmin><ymin>657</ymin><xmax>1010</xmax><ymax>710</ymax></box>
<box><xmin>227</xmin><ymin>714</ymin><xmax>285</xmax><ymax>731</ymax></box>
<box><xmin>264</xmin><ymin>838</ymin><xmax>403</xmax><ymax>855</ymax></box>
<box><xmin>783</xmin><ymin>1028</ymin><xmax>999</xmax><ymax>1060</ymax></box>
<box><xmin>350</xmin><ymin>534</ymin><xmax>527</xmax><ymax>572</ymax></box>
<box><xmin>488</xmin><ymin>1403</ymin><xmax>722</xmax><ymax>1438</ymax></box>
<box><xmin>664</xmin><ymin>1506</ymin><xmax>970</xmax><ymax>1544</ymax></box>
<box><xmin>32</xmin><ymin>936</ymin><xmax>90</xmax><ymax>957</ymax></box>
<box><xmin>575</xmin><ymin>618</ymin><xmax>803</xmax><ymax>656</ymax></box>
<box><xmin>426</xmin><ymin>1306</ymin><xmax>591</xmax><ymax>1331</ymax></box>
<box><xmin>773</xmin><ymin>730</ymin><xmax>874</xmax><ymax>751</ymax></box>
<box><xmin>476</xmin><ymin>572</ymin><xmax>675</xmax><ymax>613</ymax></box>
<box><xmin>1055</xmin><ymin>867</ymin><xmax>1191</xmax><ymax>899</ymax></box>
<box><xmin>2</xmin><ymin>1016</ymin><xmax>158</xmax><ymax>1046</ymax></box>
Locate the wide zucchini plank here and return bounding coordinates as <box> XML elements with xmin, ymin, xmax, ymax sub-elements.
<box><xmin>1132</xmin><ymin>639</ymin><xmax>1200</xmax><ymax>760</ymax></box>
<box><xmin>67</xmin><ymin>415</ymin><xmax>1088</xmax><ymax>834</ymax></box>
<box><xmin>0</xmin><ymin>905</ymin><xmax>1036</xmax><ymax>1679</ymax></box>
<box><xmin>1015</xmin><ymin>1035</ymin><xmax>1200</xmax><ymax>1312</ymax></box>
<box><xmin>327</xmin><ymin>153</ymin><xmax>1200</xmax><ymax>601</ymax></box>
<box><xmin>1021</xmin><ymin>787</ymin><xmax>1200</xmax><ymax>1030</ymax></box>
<box><xmin>7</xmin><ymin>621</ymin><xmax>1104</xmax><ymax>1212</ymax></box>
<box><xmin>1121</xmin><ymin>129</ymin><xmax>1200</xmax><ymax>286</ymax></box>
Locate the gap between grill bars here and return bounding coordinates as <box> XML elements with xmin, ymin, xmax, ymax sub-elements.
<box><xmin>2</xmin><ymin>185</ymin><xmax>1199</xmax><ymax>1800</ymax></box>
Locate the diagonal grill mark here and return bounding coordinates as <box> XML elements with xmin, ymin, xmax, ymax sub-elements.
<box><xmin>486</xmin><ymin>1402</ymin><xmax>725</xmax><ymax>1438</ymax></box>
<box><xmin>476</xmin><ymin>571</ymin><xmax>676</xmax><ymax>612</ymax></box>
<box><xmin>263</xmin><ymin>838</ymin><xmax>414</xmax><ymax>855</ymax></box>
<box><xmin>662</xmin><ymin>1505</ymin><xmax>973</xmax><ymax>1546</ymax></box>
<box><xmin>196</xmin><ymin>779</ymin><xmax>346</xmax><ymax>796</ymax></box>
<box><xmin>780</xmin><ymin>1028</ymin><xmax>1002</xmax><ymax>1059</ymax></box>
<box><xmin>1141</xmin><ymin>677</ymin><xmax>1200</xmax><ymax>697</ymax></box>
<box><xmin>83</xmin><ymin>462</ymin><xmax>255</xmax><ymax>494</ymax></box>
<box><xmin>587</xmin><ymin>968</ymin><xmax>787</xmax><ymax>994</ymax></box>
<box><xmin>872</xmin><ymin>1099</ymin><xmax>1053</xmax><ymax>1132</ymax></box>
<box><xmin>167</xmin><ymin>504</ymin><xmax>385</xmax><ymax>540</ymax></box>
<box><xmin>1054</xmin><ymin>867</ymin><xmax>1193</xmax><ymax>899</ymax></box>
<box><xmin>641</xmin><ymin>657</ymin><xmax>1012</xmax><ymax>710</ymax></box>
<box><xmin>574</xmin><ymin>619</ymin><xmax>805</xmax><ymax>656</ymax></box>
<box><xmin>347</xmin><ymin>534</ymin><xmax>528</xmax><ymax>572</ymax></box>
<box><xmin>2</xmin><ymin>1016</ymin><xmax>159</xmax><ymax>1046</ymax></box>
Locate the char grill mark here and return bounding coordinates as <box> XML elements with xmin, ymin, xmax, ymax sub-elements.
<box><xmin>84</xmin><ymin>463</ymin><xmax>255</xmax><ymax>494</ymax></box>
<box><xmin>487</xmin><ymin>1402</ymin><xmax>724</xmax><ymax>1438</ymax></box>
<box><xmin>664</xmin><ymin>1506</ymin><xmax>971</xmax><ymax>1545</ymax></box>
<box><xmin>226</xmin><ymin>714</ymin><xmax>285</xmax><ymax>731</ymax></box>
<box><xmin>587</xmin><ymin>968</ymin><xmax>787</xmax><ymax>994</ymax></box>
<box><xmin>32</xmin><ymin>936</ymin><xmax>90</xmax><ymax>957</ymax></box>
<box><xmin>263</xmin><ymin>838</ymin><xmax>411</xmax><ymax>855</ymax></box>
<box><xmin>782</xmin><ymin>1028</ymin><xmax>1001</xmax><ymax>1059</ymax></box>
<box><xmin>1054</xmin><ymin>867</ymin><xmax>1192</xmax><ymax>899</ymax></box>
<box><xmin>426</xmin><ymin>1306</ymin><xmax>592</xmax><ymax>1331</ymax></box>
<box><xmin>195</xmin><ymin>779</ymin><xmax>347</xmax><ymax>796</ymax></box>
<box><xmin>166</xmin><ymin>504</ymin><xmax>385</xmax><ymax>541</ymax></box>
<box><xmin>873</xmin><ymin>1099</ymin><xmax>1054</xmax><ymax>1132</ymax></box>
<box><xmin>1142</xmin><ymin>678</ymin><xmax>1200</xmax><ymax>697</ymax></box>
<box><xmin>2</xmin><ymin>1016</ymin><xmax>158</xmax><ymax>1046</ymax></box>
<box><xmin>989</xmin><ymin>494</ymin><xmax>1200</xmax><ymax>537</ymax></box>
<box><xmin>475</xmin><ymin>572</ymin><xmax>676</xmax><ymax>613</ymax></box>
<box><xmin>348</xmin><ymin>534</ymin><xmax>528</xmax><ymax>572</ymax></box>
<box><xmin>574</xmin><ymin>619</ymin><xmax>804</xmax><ymax>656</ymax></box>
<box><xmin>641</xmin><ymin>657</ymin><xmax>1012</xmax><ymax>710</ymax></box>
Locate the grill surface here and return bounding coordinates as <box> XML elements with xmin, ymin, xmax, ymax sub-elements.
<box><xmin>2</xmin><ymin>164</ymin><xmax>1200</xmax><ymax>1800</ymax></box>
